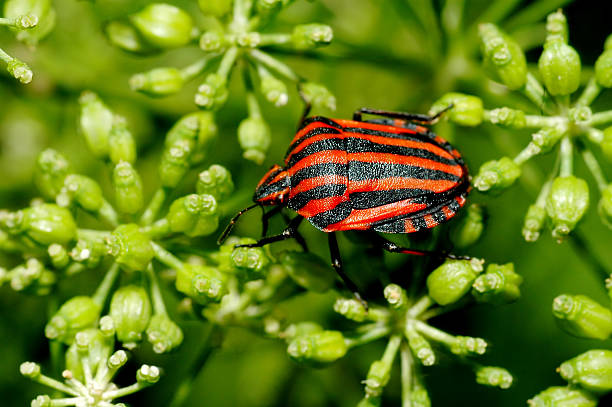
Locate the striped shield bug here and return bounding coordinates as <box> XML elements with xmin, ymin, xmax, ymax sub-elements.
<box><xmin>219</xmin><ymin>106</ymin><xmax>470</xmax><ymax>307</ymax></box>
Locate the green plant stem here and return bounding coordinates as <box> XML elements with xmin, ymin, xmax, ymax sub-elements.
<box><xmin>514</xmin><ymin>143</ymin><xmax>539</xmax><ymax>165</ymax></box>
<box><xmin>248</xmin><ymin>49</ymin><xmax>300</xmax><ymax>82</ymax></box>
<box><xmin>105</xmin><ymin>382</ymin><xmax>149</xmax><ymax>399</ymax></box>
<box><xmin>146</xmin><ymin>264</ymin><xmax>167</xmax><ymax>315</ymax></box>
<box><xmin>77</xmin><ymin>229</ymin><xmax>111</xmax><ymax>241</ymax></box>
<box><xmin>400</xmin><ymin>343</ymin><xmax>414</xmax><ymax>407</ymax></box>
<box><xmin>0</xmin><ymin>47</ymin><xmax>14</xmax><ymax>64</ymax></box>
<box><xmin>167</xmin><ymin>324</ymin><xmax>222</xmax><ymax>407</ymax></box>
<box><xmin>440</xmin><ymin>0</ymin><xmax>464</xmax><ymax>37</ymax></box>
<box><xmin>98</xmin><ymin>201</ymin><xmax>119</xmax><ymax>228</ymax></box>
<box><xmin>414</xmin><ymin>320</ymin><xmax>455</xmax><ymax>348</ymax></box>
<box><xmin>140</xmin><ymin>188</ymin><xmax>167</xmax><ymax>226</ymax></box>
<box><xmin>245</xmin><ymin>91</ymin><xmax>262</xmax><ymax>119</ymax></box>
<box><xmin>505</xmin><ymin>0</ymin><xmax>572</xmax><ymax>30</ymax></box>
<box><xmin>591</xmin><ymin>110</ymin><xmax>612</xmax><ymax>127</ymax></box>
<box><xmin>559</xmin><ymin>136</ymin><xmax>573</xmax><ymax>177</ymax></box>
<box><xmin>47</xmin><ymin>296</ymin><xmax>63</xmax><ymax>383</ymax></box>
<box><xmin>345</xmin><ymin>324</ymin><xmax>392</xmax><ymax>348</ymax></box>
<box><xmin>140</xmin><ymin>219</ymin><xmax>171</xmax><ymax>240</ymax></box>
<box><xmin>523</xmin><ymin>73</ymin><xmax>555</xmax><ymax>115</ymax></box>
<box><xmin>218</xmin><ymin>47</ymin><xmax>239</xmax><ymax>79</ymax></box>
<box><xmin>151</xmin><ymin>242</ymin><xmax>184</xmax><ymax>270</ymax></box>
<box><xmin>92</xmin><ymin>263</ymin><xmax>120</xmax><ymax>307</ymax></box>
<box><xmin>576</xmin><ymin>77</ymin><xmax>602</xmax><ymax>107</ymax></box>
<box><xmin>407</xmin><ymin>295</ymin><xmax>433</xmax><ymax>318</ymax></box>
<box><xmin>381</xmin><ymin>334</ymin><xmax>402</xmax><ymax>366</ymax></box>
<box><xmin>580</xmin><ymin>146</ymin><xmax>608</xmax><ymax>191</ymax></box>
<box><xmin>258</xmin><ymin>33</ymin><xmax>291</xmax><ymax>46</ymax></box>
<box><xmin>181</xmin><ymin>55</ymin><xmax>218</xmax><ymax>81</ymax></box>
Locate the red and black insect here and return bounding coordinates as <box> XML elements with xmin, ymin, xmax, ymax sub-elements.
<box><xmin>219</xmin><ymin>107</ymin><xmax>470</xmax><ymax>305</ymax></box>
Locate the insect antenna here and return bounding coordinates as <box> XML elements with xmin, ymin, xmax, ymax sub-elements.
<box><xmin>217</xmin><ymin>203</ymin><xmax>259</xmax><ymax>245</ymax></box>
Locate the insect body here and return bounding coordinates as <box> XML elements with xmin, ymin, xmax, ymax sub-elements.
<box><xmin>220</xmin><ymin>107</ymin><xmax>470</xmax><ymax>306</ymax></box>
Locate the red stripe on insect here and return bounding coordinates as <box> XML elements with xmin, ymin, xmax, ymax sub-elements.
<box><xmin>288</xmin><ymin>150</ymin><xmax>347</xmax><ymax>175</ymax></box>
<box><xmin>300</xmin><ymin>195</ymin><xmax>349</xmax><ymax>218</ymax></box>
<box><xmin>291</xmin><ymin>121</ymin><xmax>339</xmax><ymax>145</ymax></box>
<box><xmin>424</xmin><ymin>214</ymin><xmax>438</xmax><ymax>228</ymax></box>
<box><xmin>349</xmin><ymin>178</ymin><xmax>458</xmax><ymax>193</ymax></box>
<box><xmin>442</xmin><ymin>205</ymin><xmax>454</xmax><ymax>218</ymax></box>
<box><xmin>325</xmin><ymin>199</ymin><xmax>428</xmax><ymax>231</ymax></box>
<box><xmin>404</xmin><ymin>219</ymin><xmax>416</xmax><ymax>233</ymax></box>
<box><xmin>291</xmin><ymin>176</ymin><xmax>349</xmax><ymax>197</ymax></box>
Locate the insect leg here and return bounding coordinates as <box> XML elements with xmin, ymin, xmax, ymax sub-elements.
<box><xmin>376</xmin><ymin>235</ymin><xmax>470</xmax><ymax>260</ymax></box>
<box><xmin>261</xmin><ymin>206</ymin><xmax>283</xmax><ymax>237</ymax></box>
<box><xmin>236</xmin><ymin>215</ymin><xmax>305</xmax><ymax>248</ymax></box>
<box><xmin>328</xmin><ymin>232</ymin><xmax>368</xmax><ymax>310</ymax></box>
<box><xmin>352</xmin><ymin>105</ymin><xmax>453</xmax><ymax>124</ymax></box>
<box><xmin>297</xmin><ymin>82</ymin><xmax>313</xmax><ymax>128</ymax></box>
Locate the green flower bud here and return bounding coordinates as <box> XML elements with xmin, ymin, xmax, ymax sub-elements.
<box><xmin>6</xmin><ymin>59</ymin><xmax>33</xmax><ymax>84</ymax></box>
<box><xmin>48</xmin><ymin>243</ymin><xmax>69</xmax><ymax>269</ymax></box>
<box><xmin>552</xmin><ymin>294</ymin><xmax>612</xmax><ymax>340</ymax></box>
<box><xmin>236</xmin><ymin>32</ymin><xmax>261</xmax><ymax>48</ymax></box>
<box><xmin>427</xmin><ymin>259</ymin><xmax>483</xmax><ymax>305</ymax></box>
<box><xmin>546</xmin><ymin>176</ymin><xmax>589</xmax><ymax>241</ymax></box>
<box><xmin>31</xmin><ymin>395</ymin><xmax>52</xmax><ymax>407</ymax></box>
<box><xmin>21</xmin><ymin>203</ymin><xmax>77</xmax><ymax>245</ymax></box>
<box><xmin>199</xmin><ymin>31</ymin><xmax>225</xmax><ymax>52</ymax></box>
<box><xmin>78</xmin><ymin>91</ymin><xmax>113</xmax><ymax>159</ymax></box>
<box><xmin>599</xmin><ymin>184</ymin><xmax>612</xmax><ymax>228</ymax></box>
<box><xmin>130</xmin><ymin>4</ymin><xmax>195</xmax><ymax>49</ymax></box>
<box><xmin>57</xmin><ymin>174</ymin><xmax>104</xmax><ymax>212</ymax></box>
<box><xmin>230</xmin><ymin>238</ymin><xmax>270</xmax><ymax>274</ymax></box>
<box><xmin>475</xmin><ymin>366</ymin><xmax>513</xmax><ymax>389</ymax></box>
<box><xmin>167</xmin><ymin>111</ymin><xmax>217</xmax><ymax>164</ymax></box>
<box><xmin>34</xmin><ymin>148</ymin><xmax>70</xmax><ymax>199</ymax></box>
<box><xmin>113</xmin><ymin>161</ymin><xmax>143</xmax><ymax>214</ymax></box>
<box><xmin>487</xmin><ymin>107</ymin><xmax>526</xmax><ymax>128</ymax></box>
<box><xmin>545</xmin><ymin>9</ymin><xmax>568</xmax><ymax>43</ymax></box>
<box><xmin>167</xmin><ymin>194</ymin><xmax>219</xmax><ymax>237</ymax></box>
<box><xmin>45</xmin><ymin>296</ymin><xmax>101</xmax><ymax>344</ymax></box>
<box><xmin>175</xmin><ymin>263</ymin><xmax>227</xmax><ymax>303</ymax></box>
<box><xmin>130</xmin><ymin>67</ymin><xmax>185</xmax><ymax>97</ymax></box>
<box><xmin>479</xmin><ymin>23</ymin><xmax>527</xmax><ymax>90</ymax></box>
<box><xmin>569</xmin><ymin>106</ymin><xmax>592</xmax><ymax>126</ymax></box>
<box><xmin>538</xmin><ymin>38</ymin><xmax>581</xmax><ymax>96</ymax></box>
<box><xmin>284</xmin><ymin>321</ymin><xmax>323</xmax><ymax>340</ymax></box>
<box><xmin>280</xmin><ymin>251</ymin><xmax>335</xmax><ymax>293</ymax></box>
<box><xmin>110</xmin><ymin>285</ymin><xmax>152</xmax><ymax>349</ymax></box>
<box><xmin>198</xmin><ymin>0</ymin><xmax>232</xmax><ymax>16</ymax></box>
<box><xmin>109</xmin><ymin>117</ymin><xmax>136</xmax><ymax>164</ymax></box>
<box><xmin>531</xmin><ymin>126</ymin><xmax>566</xmax><ymax>154</ymax></box>
<box><xmin>159</xmin><ymin>139</ymin><xmax>193</xmax><ymax>188</ymax></box>
<box><xmin>523</xmin><ymin>204</ymin><xmax>547</xmax><ymax>242</ymax></box>
<box><xmin>450</xmin><ymin>336</ymin><xmax>487</xmax><ymax>356</ymax></box>
<box><xmin>71</xmin><ymin>237</ymin><xmax>106</xmax><ymax>268</ymax></box>
<box><xmin>261</xmin><ymin>75</ymin><xmax>289</xmax><ymax>107</ymax></box>
<box><xmin>364</xmin><ymin>360</ymin><xmax>391</xmax><ymax>398</ymax></box>
<box><xmin>19</xmin><ymin>361</ymin><xmax>41</xmax><ymax>378</ymax></box>
<box><xmin>137</xmin><ymin>364</ymin><xmax>161</xmax><ymax>385</ymax></box>
<box><xmin>195</xmin><ymin>73</ymin><xmax>228</xmax><ymax>110</ymax></box>
<box><xmin>238</xmin><ymin>117</ymin><xmax>271</xmax><ymax>164</ymax></box>
<box><xmin>528</xmin><ymin>386</ymin><xmax>596</xmax><ymax>407</ymax></box>
<box><xmin>105</xmin><ymin>21</ymin><xmax>156</xmax><ymax>54</ymax></box>
<box><xmin>287</xmin><ymin>330</ymin><xmax>348</xmax><ymax>366</ymax></box>
<box><xmin>300</xmin><ymin>82</ymin><xmax>336</xmax><ymax>111</ymax></box>
<box><xmin>596</xmin><ymin>49</ymin><xmax>612</xmax><ymax>88</ymax></box>
<box><xmin>383</xmin><ymin>283</ymin><xmax>408</xmax><ymax>309</ymax></box>
<box><xmin>196</xmin><ymin>165</ymin><xmax>234</xmax><ymax>201</ymax></box>
<box><xmin>472</xmin><ymin>263</ymin><xmax>522</xmax><ymax>305</ymax></box>
<box><xmin>9</xmin><ymin>258</ymin><xmax>55</xmax><ymax>295</ymax></box>
<box><xmin>65</xmin><ymin>328</ymin><xmax>113</xmax><ymax>382</ymax></box>
<box><xmin>406</xmin><ymin>328</ymin><xmax>435</xmax><ymax>366</ymax></box>
<box><xmin>333</xmin><ymin>298</ymin><xmax>367</xmax><ymax>322</ymax></box>
<box><xmin>3</xmin><ymin>0</ymin><xmax>55</xmax><ymax>45</ymax></box>
<box><xmin>292</xmin><ymin>24</ymin><xmax>333</xmax><ymax>50</ymax></box>
<box><xmin>357</xmin><ymin>397</ymin><xmax>381</xmax><ymax>407</ymax></box>
<box><xmin>473</xmin><ymin>157</ymin><xmax>521</xmax><ymax>193</ymax></box>
<box><xmin>450</xmin><ymin>204</ymin><xmax>486</xmax><ymax>249</ymax></box>
<box><xmin>107</xmin><ymin>224</ymin><xmax>154</xmax><ymax>272</ymax></box>
<box><xmin>410</xmin><ymin>385</ymin><xmax>431</xmax><ymax>407</ymax></box>
<box><xmin>559</xmin><ymin>350</ymin><xmax>612</xmax><ymax>393</ymax></box>
<box><xmin>99</xmin><ymin>315</ymin><xmax>116</xmax><ymax>337</ymax></box>
<box><xmin>430</xmin><ymin>93</ymin><xmax>483</xmax><ymax>126</ymax></box>
<box><xmin>146</xmin><ymin>314</ymin><xmax>184</xmax><ymax>353</ymax></box>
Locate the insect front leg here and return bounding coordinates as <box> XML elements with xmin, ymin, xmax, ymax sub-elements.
<box><xmin>328</xmin><ymin>232</ymin><xmax>368</xmax><ymax>310</ymax></box>
<box><xmin>236</xmin><ymin>215</ymin><xmax>305</xmax><ymax>248</ymax></box>
<box><xmin>260</xmin><ymin>207</ymin><xmax>309</xmax><ymax>251</ymax></box>
<box><xmin>376</xmin><ymin>235</ymin><xmax>470</xmax><ymax>260</ymax></box>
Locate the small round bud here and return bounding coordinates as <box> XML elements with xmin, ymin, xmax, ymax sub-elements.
<box><xmin>598</xmin><ymin>184</ymin><xmax>612</xmax><ymax>229</ymax></box>
<box><xmin>199</xmin><ymin>31</ymin><xmax>225</xmax><ymax>52</ymax></box>
<box><xmin>475</xmin><ymin>366</ymin><xmax>513</xmax><ymax>389</ymax></box>
<box><xmin>34</xmin><ymin>149</ymin><xmax>70</xmax><ymax>200</ymax></box>
<box><xmin>45</xmin><ymin>296</ymin><xmax>101</xmax><ymax>344</ymax></box>
<box><xmin>130</xmin><ymin>67</ymin><xmax>185</xmax><ymax>97</ymax></box>
<box><xmin>167</xmin><ymin>194</ymin><xmax>219</xmax><ymax>237</ymax></box>
<box><xmin>7</xmin><ymin>59</ymin><xmax>33</xmax><ymax>84</ymax></box>
<box><xmin>487</xmin><ymin>107</ymin><xmax>526</xmax><ymax>128</ymax></box>
<box><xmin>559</xmin><ymin>350</ymin><xmax>612</xmax><ymax>393</ymax></box>
<box><xmin>451</xmin><ymin>336</ymin><xmax>487</xmax><ymax>356</ymax></box>
<box><xmin>136</xmin><ymin>364</ymin><xmax>161</xmax><ymax>384</ymax></box>
<box><xmin>300</xmin><ymin>82</ymin><xmax>336</xmax><ymax>111</ymax></box>
<box><xmin>553</xmin><ymin>294</ymin><xmax>612</xmax><ymax>340</ymax></box>
<box><xmin>159</xmin><ymin>139</ymin><xmax>192</xmax><ymax>188</ymax></box>
<box><xmin>195</xmin><ymin>73</ymin><xmax>228</xmax><ymax>110</ymax></box>
<box><xmin>110</xmin><ymin>285</ymin><xmax>152</xmax><ymax>349</ymax></box>
<box><xmin>280</xmin><ymin>251</ymin><xmax>335</xmax><ymax>293</ymax></box>
<box><xmin>260</xmin><ymin>75</ymin><xmax>289</xmax><ymax>107</ymax></box>
<box><xmin>146</xmin><ymin>314</ymin><xmax>183</xmax><ymax>353</ymax></box>
<box><xmin>545</xmin><ymin>9</ymin><xmax>568</xmax><ymax>43</ymax></box>
<box><xmin>531</xmin><ymin>126</ymin><xmax>566</xmax><ymax>154</ymax></box>
<box><xmin>3</xmin><ymin>0</ymin><xmax>55</xmax><ymax>46</ymax></box>
<box><xmin>197</xmin><ymin>0</ymin><xmax>232</xmax><ymax>16</ymax></box>
<box><xmin>479</xmin><ymin>23</ymin><xmax>527</xmax><ymax>90</ymax></box>
<box><xmin>236</xmin><ymin>32</ymin><xmax>261</xmax><ymax>48</ymax></box>
<box><xmin>48</xmin><ymin>243</ymin><xmax>69</xmax><ymax>269</ymax></box>
<box><xmin>71</xmin><ymin>237</ymin><xmax>106</xmax><ymax>268</ymax></box>
<box><xmin>130</xmin><ymin>4</ymin><xmax>195</xmax><ymax>48</ymax></box>
<box><xmin>19</xmin><ymin>361</ymin><xmax>41</xmax><ymax>378</ymax></box>
<box><xmin>105</xmin><ymin>21</ymin><xmax>156</xmax><ymax>54</ymax></box>
<box><xmin>383</xmin><ymin>283</ymin><xmax>407</xmax><ymax>309</ymax></box>
<box><xmin>406</xmin><ymin>328</ymin><xmax>435</xmax><ymax>366</ymax></box>
<box><xmin>472</xmin><ymin>263</ymin><xmax>522</xmax><ymax>305</ymax></box>
<box><xmin>78</xmin><ymin>91</ymin><xmax>112</xmax><ymax>159</ymax></box>
<box><xmin>287</xmin><ymin>330</ymin><xmax>348</xmax><ymax>366</ymax></box>
<box><xmin>364</xmin><ymin>360</ymin><xmax>391</xmax><ymax>398</ymax></box>
<box><xmin>167</xmin><ymin>111</ymin><xmax>217</xmax><ymax>164</ymax></box>
<box><xmin>546</xmin><ymin>176</ymin><xmax>589</xmax><ymax>241</ymax></box>
<box><xmin>109</xmin><ymin>117</ymin><xmax>136</xmax><ymax>164</ymax></box>
<box><xmin>65</xmin><ymin>328</ymin><xmax>113</xmax><ymax>381</ymax></box>
<box><xmin>238</xmin><ymin>117</ymin><xmax>271</xmax><ymax>165</ymax></box>
<box><xmin>284</xmin><ymin>322</ymin><xmax>323</xmax><ymax>340</ymax></box>
<box><xmin>596</xmin><ymin>48</ymin><xmax>612</xmax><ymax>88</ymax></box>
<box><xmin>107</xmin><ymin>224</ymin><xmax>154</xmax><ymax>272</ymax></box>
<box><xmin>291</xmin><ymin>24</ymin><xmax>333</xmax><ymax>50</ymax></box>
<box><xmin>450</xmin><ymin>204</ymin><xmax>486</xmax><ymax>249</ymax></box>
<box><xmin>528</xmin><ymin>386</ymin><xmax>596</xmax><ymax>407</ymax></box>
<box><xmin>523</xmin><ymin>204</ymin><xmax>547</xmax><ymax>242</ymax></box>
<box><xmin>196</xmin><ymin>165</ymin><xmax>234</xmax><ymax>201</ymax></box>
<box><xmin>430</xmin><ymin>93</ymin><xmax>483</xmax><ymax>126</ymax></box>
<box><xmin>175</xmin><ymin>263</ymin><xmax>227</xmax><ymax>303</ymax></box>
<box><xmin>427</xmin><ymin>259</ymin><xmax>483</xmax><ymax>305</ymax></box>
<box><xmin>538</xmin><ymin>38</ymin><xmax>581</xmax><ymax>96</ymax></box>
<box><xmin>58</xmin><ymin>174</ymin><xmax>104</xmax><ymax>212</ymax></box>
<box><xmin>22</xmin><ymin>203</ymin><xmax>77</xmax><ymax>245</ymax></box>
<box><xmin>333</xmin><ymin>298</ymin><xmax>367</xmax><ymax>322</ymax></box>
<box><xmin>113</xmin><ymin>161</ymin><xmax>143</xmax><ymax>214</ymax></box>
<box><xmin>473</xmin><ymin>157</ymin><xmax>521</xmax><ymax>193</ymax></box>
<box><xmin>230</xmin><ymin>239</ymin><xmax>270</xmax><ymax>274</ymax></box>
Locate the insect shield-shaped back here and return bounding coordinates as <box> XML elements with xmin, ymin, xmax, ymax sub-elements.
<box><xmin>253</xmin><ymin>164</ymin><xmax>290</xmax><ymax>206</ymax></box>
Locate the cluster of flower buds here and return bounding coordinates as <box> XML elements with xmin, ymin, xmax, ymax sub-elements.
<box><xmin>431</xmin><ymin>10</ymin><xmax>612</xmax><ymax>242</ymax></box>
<box><xmin>104</xmin><ymin>0</ymin><xmax>335</xmax><ymax>164</ymax></box>
<box><xmin>276</xmin><ymin>256</ymin><xmax>520</xmax><ymax>406</ymax></box>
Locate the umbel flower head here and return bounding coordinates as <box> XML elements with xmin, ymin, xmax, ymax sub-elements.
<box><xmin>431</xmin><ymin>9</ymin><xmax>612</xmax><ymax>242</ymax></box>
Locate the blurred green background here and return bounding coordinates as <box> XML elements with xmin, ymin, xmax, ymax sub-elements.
<box><xmin>1</xmin><ymin>0</ymin><xmax>612</xmax><ymax>405</ymax></box>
